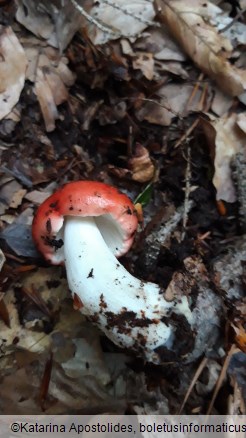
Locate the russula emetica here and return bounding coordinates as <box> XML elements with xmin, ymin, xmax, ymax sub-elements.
<box><xmin>32</xmin><ymin>181</ymin><xmax>192</xmax><ymax>363</ymax></box>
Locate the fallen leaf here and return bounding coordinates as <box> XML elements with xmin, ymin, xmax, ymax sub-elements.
<box><xmin>140</xmin><ymin>27</ymin><xmax>187</xmax><ymax>62</ymax></box>
<box><xmin>210</xmin><ymin>113</ymin><xmax>246</xmax><ymax>202</ymax></box>
<box><xmin>24</xmin><ymin>190</ymin><xmax>51</xmax><ymax>205</ymax></box>
<box><xmin>211</xmin><ymin>88</ymin><xmax>233</xmax><ymax>117</ymax></box>
<box><xmin>128</xmin><ymin>144</ymin><xmax>155</xmax><ymax>182</ymax></box>
<box><xmin>136</xmin><ymin>84</ymin><xmax>202</xmax><ymax>126</ymax></box>
<box><xmin>16</xmin><ymin>0</ymin><xmax>54</xmax><ymax>42</ymax></box>
<box><xmin>88</xmin><ymin>0</ymin><xmax>156</xmax><ymax>44</ymax></box>
<box><xmin>31</xmin><ymin>50</ymin><xmax>75</xmax><ymax>132</ymax></box>
<box><xmin>16</xmin><ymin>0</ymin><xmax>84</xmax><ymax>51</ymax></box>
<box><xmin>0</xmin><ymin>289</ymin><xmax>51</xmax><ymax>353</ymax></box>
<box><xmin>0</xmin><ymin>26</ymin><xmax>27</xmax><ymax>120</ymax></box>
<box><xmin>155</xmin><ymin>0</ymin><xmax>246</xmax><ymax>96</ymax></box>
<box><xmin>0</xmin><ymin>179</ymin><xmax>25</xmax><ymax>213</ymax></box>
<box><xmin>9</xmin><ymin>189</ymin><xmax>27</xmax><ymax>209</ymax></box>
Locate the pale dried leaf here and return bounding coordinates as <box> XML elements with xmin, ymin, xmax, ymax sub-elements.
<box><xmin>16</xmin><ymin>0</ymin><xmax>84</xmax><ymax>51</ymax></box>
<box><xmin>89</xmin><ymin>0</ymin><xmax>156</xmax><ymax>45</ymax></box>
<box><xmin>24</xmin><ymin>190</ymin><xmax>51</xmax><ymax>205</ymax></box>
<box><xmin>156</xmin><ymin>60</ymin><xmax>189</xmax><ymax>79</ymax></box>
<box><xmin>210</xmin><ymin>113</ymin><xmax>246</xmax><ymax>202</ymax></box>
<box><xmin>135</xmin><ymin>27</ymin><xmax>187</xmax><ymax>62</ymax></box>
<box><xmin>57</xmin><ymin>58</ymin><xmax>75</xmax><ymax>87</ymax></box>
<box><xmin>25</xmin><ymin>46</ymin><xmax>41</xmax><ymax>82</ymax></box>
<box><xmin>9</xmin><ymin>189</ymin><xmax>27</xmax><ymax>209</ymax></box>
<box><xmin>27</xmin><ymin>49</ymin><xmax>75</xmax><ymax>131</ymax></box>
<box><xmin>0</xmin><ymin>27</ymin><xmax>27</xmax><ymax>120</ymax></box>
<box><xmin>61</xmin><ymin>338</ymin><xmax>110</xmax><ymax>384</ymax></box>
<box><xmin>0</xmin><ymin>180</ymin><xmax>24</xmax><ymax>213</ymax></box>
<box><xmin>0</xmin><ymin>289</ymin><xmax>51</xmax><ymax>353</ymax></box>
<box><xmin>35</xmin><ymin>67</ymin><xmax>59</xmax><ymax>132</ymax></box>
<box><xmin>156</xmin><ymin>0</ymin><xmax>246</xmax><ymax>96</ymax></box>
<box><xmin>16</xmin><ymin>0</ymin><xmax>55</xmax><ymax>41</ymax></box>
<box><xmin>44</xmin><ymin>69</ymin><xmax>69</xmax><ymax>106</ymax></box>
<box><xmin>0</xmin><ymin>215</ymin><xmax>16</xmax><ymax>224</ymax></box>
<box><xmin>120</xmin><ymin>39</ymin><xmax>134</xmax><ymax>55</ymax></box>
<box><xmin>136</xmin><ymin>84</ymin><xmax>202</xmax><ymax>126</ymax></box>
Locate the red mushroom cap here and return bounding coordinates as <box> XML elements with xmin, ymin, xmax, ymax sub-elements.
<box><xmin>32</xmin><ymin>181</ymin><xmax>138</xmax><ymax>264</ymax></box>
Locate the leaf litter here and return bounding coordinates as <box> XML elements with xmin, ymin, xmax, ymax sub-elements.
<box><xmin>0</xmin><ymin>0</ymin><xmax>245</xmax><ymax>415</ymax></box>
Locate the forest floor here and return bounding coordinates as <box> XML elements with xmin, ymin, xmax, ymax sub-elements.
<box><xmin>0</xmin><ymin>0</ymin><xmax>245</xmax><ymax>415</ymax></box>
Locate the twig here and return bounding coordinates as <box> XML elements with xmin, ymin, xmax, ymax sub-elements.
<box><xmin>125</xmin><ymin>97</ymin><xmax>184</xmax><ymax>119</ymax></box>
<box><xmin>206</xmin><ymin>344</ymin><xmax>238</xmax><ymax>415</ymax></box>
<box><xmin>219</xmin><ymin>8</ymin><xmax>246</xmax><ymax>34</ymax></box>
<box><xmin>177</xmin><ymin>357</ymin><xmax>209</xmax><ymax>414</ymax></box>
<box><xmin>182</xmin><ymin>145</ymin><xmax>192</xmax><ymax>240</ymax></box>
<box><xmin>174</xmin><ymin>118</ymin><xmax>200</xmax><ymax>149</ymax></box>
<box><xmin>70</xmin><ymin>0</ymin><xmax>121</xmax><ymax>38</ymax></box>
<box><xmin>183</xmin><ymin>73</ymin><xmax>204</xmax><ymax>115</ymax></box>
<box><xmin>70</xmin><ymin>0</ymin><xmax>158</xmax><ymax>41</ymax></box>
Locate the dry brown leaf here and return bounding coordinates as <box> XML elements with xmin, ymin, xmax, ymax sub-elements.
<box><xmin>128</xmin><ymin>144</ymin><xmax>155</xmax><ymax>182</ymax></box>
<box><xmin>206</xmin><ymin>113</ymin><xmax>246</xmax><ymax>202</ymax></box>
<box><xmin>156</xmin><ymin>0</ymin><xmax>246</xmax><ymax>96</ymax></box>
<box><xmin>0</xmin><ymin>26</ymin><xmax>27</xmax><ymax>120</ymax></box>
<box><xmin>24</xmin><ymin>41</ymin><xmax>75</xmax><ymax>132</ymax></box>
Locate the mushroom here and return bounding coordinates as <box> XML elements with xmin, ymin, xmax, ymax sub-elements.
<box><xmin>32</xmin><ymin>181</ymin><xmax>193</xmax><ymax>363</ymax></box>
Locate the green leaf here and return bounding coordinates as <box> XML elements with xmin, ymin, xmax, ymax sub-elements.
<box><xmin>134</xmin><ymin>183</ymin><xmax>153</xmax><ymax>207</ymax></box>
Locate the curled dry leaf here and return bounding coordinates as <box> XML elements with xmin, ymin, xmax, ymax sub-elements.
<box><xmin>155</xmin><ymin>0</ymin><xmax>246</xmax><ymax>96</ymax></box>
<box><xmin>0</xmin><ymin>26</ymin><xmax>27</xmax><ymax>120</ymax></box>
<box><xmin>128</xmin><ymin>143</ymin><xmax>155</xmax><ymax>183</ymax></box>
<box><xmin>108</xmin><ymin>144</ymin><xmax>155</xmax><ymax>182</ymax></box>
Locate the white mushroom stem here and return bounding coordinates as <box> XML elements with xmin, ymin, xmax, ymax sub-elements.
<box><xmin>64</xmin><ymin>216</ymin><xmax>192</xmax><ymax>362</ymax></box>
